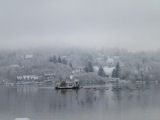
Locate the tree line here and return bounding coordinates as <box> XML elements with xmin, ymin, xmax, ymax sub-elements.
<box><xmin>50</xmin><ymin>55</ymin><xmax>73</xmax><ymax>68</ymax></box>
<box><xmin>84</xmin><ymin>61</ymin><xmax>121</xmax><ymax>78</ymax></box>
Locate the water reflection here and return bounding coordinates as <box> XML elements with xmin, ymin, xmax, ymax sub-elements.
<box><xmin>0</xmin><ymin>84</ymin><xmax>160</xmax><ymax>120</ymax></box>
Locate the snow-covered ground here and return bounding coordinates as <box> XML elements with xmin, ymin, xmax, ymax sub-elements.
<box><xmin>94</xmin><ymin>66</ymin><xmax>115</xmax><ymax>76</ymax></box>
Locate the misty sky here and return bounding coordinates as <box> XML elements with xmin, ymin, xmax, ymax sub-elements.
<box><xmin>0</xmin><ymin>0</ymin><xmax>160</xmax><ymax>51</ymax></box>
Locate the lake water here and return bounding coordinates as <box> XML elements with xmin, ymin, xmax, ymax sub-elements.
<box><xmin>0</xmin><ymin>84</ymin><xmax>160</xmax><ymax>120</ymax></box>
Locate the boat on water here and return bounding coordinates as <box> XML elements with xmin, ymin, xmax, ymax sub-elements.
<box><xmin>55</xmin><ymin>80</ymin><xmax>80</xmax><ymax>89</ymax></box>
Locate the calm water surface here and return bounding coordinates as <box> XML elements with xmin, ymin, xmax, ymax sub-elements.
<box><xmin>0</xmin><ymin>84</ymin><xmax>160</xmax><ymax>120</ymax></box>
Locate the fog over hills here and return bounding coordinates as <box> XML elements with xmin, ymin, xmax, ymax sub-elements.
<box><xmin>0</xmin><ymin>1</ymin><xmax>160</xmax><ymax>120</ymax></box>
<box><xmin>0</xmin><ymin>0</ymin><xmax>160</xmax><ymax>51</ymax></box>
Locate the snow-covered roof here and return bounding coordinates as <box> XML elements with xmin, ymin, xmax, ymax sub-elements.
<box><xmin>17</xmin><ymin>75</ymin><xmax>39</xmax><ymax>80</ymax></box>
<box><xmin>25</xmin><ymin>54</ymin><xmax>33</xmax><ymax>59</ymax></box>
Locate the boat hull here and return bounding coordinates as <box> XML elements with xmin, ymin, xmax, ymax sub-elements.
<box><xmin>55</xmin><ymin>86</ymin><xmax>80</xmax><ymax>90</ymax></box>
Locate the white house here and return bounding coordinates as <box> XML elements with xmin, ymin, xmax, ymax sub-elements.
<box><xmin>24</xmin><ymin>54</ymin><xmax>33</xmax><ymax>59</ymax></box>
<box><xmin>17</xmin><ymin>75</ymin><xmax>39</xmax><ymax>81</ymax></box>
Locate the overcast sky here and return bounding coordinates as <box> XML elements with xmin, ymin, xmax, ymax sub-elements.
<box><xmin>0</xmin><ymin>0</ymin><xmax>160</xmax><ymax>51</ymax></box>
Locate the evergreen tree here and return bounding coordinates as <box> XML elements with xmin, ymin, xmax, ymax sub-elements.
<box><xmin>58</xmin><ymin>56</ymin><xmax>62</xmax><ymax>63</ymax></box>
<box><xmin>115</xmin><ymin>62</ymin><xmax>120</xmax><ymax>78</ymax></box>
<box><xmin>98</xmin><ymin>66</ymin><xmax>106</xmax><ymax>77</ymax></box>
<box><xmin>49</xmin><ymin>57</ymin><xmax>53</xmax><ymax>62</ymax></box>
<box><xmin>84</xmin><ymin>66</ymin><xmax>89</xmax><ymax>72</ymax></box>
<box><xmin>140</xmin><ymin>70</ymin><xmax>144</xmax><ymax>81</ymax></box>
<box><xmin>69</xmin><ymin>62</ymin><xmax>73</xmax><ymax>68</ymax></box>
<box><xmin>62</xmin><ymin>58</ymin><xmax>68</xmax><ymax>65</ymax></box>
<box><xmin>112</xmin><ymin>62</ymin><xmax>121</xmax><ymax>78</ymax></box>
<box><xmin>112</xmin><ymin>69</ymin><xmax>116</xmax><ymax>78</ymax></box>
<box><xmin>52</xmin><ymin>55</ymin><xmax>57</xmax><ymax>63</ymax></box>
<box><xmin>88</xmin><ymin>61</ymin><xmax>94</xmax><ymax>72</ymax></box>
<box><xmin>84</xmin><ymin>61</ymin><xmax>94</xmax><ymax>72</ymax></box>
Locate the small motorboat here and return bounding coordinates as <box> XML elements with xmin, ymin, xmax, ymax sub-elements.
<box><xmin>55</xmin><ymin>80</ymin><xmax>80</xmax><ymax>89</ymax></box>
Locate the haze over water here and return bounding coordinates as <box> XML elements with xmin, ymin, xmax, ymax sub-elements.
<box><xmin>0</xmin><ymin>85</ymin><xmax>160</xmax><ymax>120</ymax></box>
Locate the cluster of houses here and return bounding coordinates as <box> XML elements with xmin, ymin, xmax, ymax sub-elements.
<box><xmin>16</xmin><ymin>75</ymin><xmax>39</xmax><ymax>84</ymax></box>
<box><xmin>16</xmin><ymin>73</ymin><xmax>55</xmax><ymax>85</ymax></box>
<box><xmin>24</xmin><ymin>54</ymin><xmax>33</xmax><ymax>59</ymax></box>
<box><xmin>17</xmin><ymin>75</ymin><xmax>39</xmax><ymax>81</ymax></box>
<box><xmin>71</xmin><ymin>67</ymin><xmax>84</xmax><ymax>74</ymax></box>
